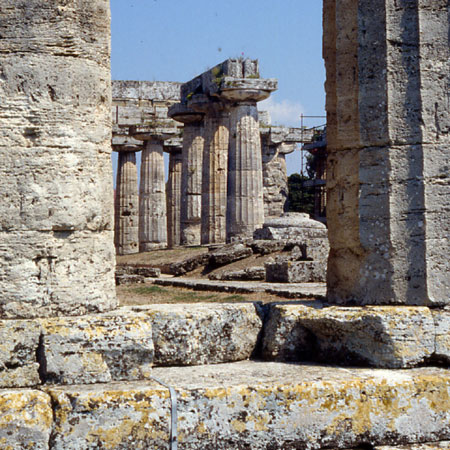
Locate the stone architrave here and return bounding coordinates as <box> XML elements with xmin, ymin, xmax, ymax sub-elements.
<box><xmin>114</xmin><ymin>146</ymin><xmax>139</xmax><ymax>255</ymax></box>
<box><xmin>168</xmin><ymin>104</ymin><xmax>205</xmax><ymax>246</ymax></box>
<box><xmin>166</xmin><ymin>143</ymin><xmax>183</xmax><ymax>248</ymax></box>
<box><xmin>0</xmin><ymin>0</ymin><xmax>116</xmax><ymax>318</ymax></box>
<box><xmin>324</xmin><ymin>0</ymin><xmax>450</xmax><ymax>306</ymax></box>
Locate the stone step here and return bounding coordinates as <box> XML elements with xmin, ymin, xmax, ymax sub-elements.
<box><xmin>3</xmin><ymin>303</ymin><xmax>450</xmax><ymax>389</ymax></box>
<box><xmin>4</xmin><ymin>361</ymin><xmax>450</xmax><ymax>449</ymax></box>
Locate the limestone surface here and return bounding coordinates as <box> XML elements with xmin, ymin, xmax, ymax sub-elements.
<box><xmin>46</xmin><ymin>362</ymin><xmax>450</xmax><ymax>449</ymax></box>
<box><xmin>324</xmin><ymin>0</ymin><xmax>450</xmax><ymax>306</ymax></box>
<box><xmin>114</xmin><ymin>148</ymin><xmax>139</xmax><ymax>255</ymax></box>
<box><xmin>0</xmin><ymin>0</ymin><xmax>117</xmax><ymax>317</ymax></box>
<box><xmin>38</xmin><ymin>313</ymin><xmax>153</xmax><ymax>384</ymax></box>
<box><xmin>208</xmin><ymin>243</ymin><xmax>253</xmax><ymax>266</ymax></box>
<box><xmin>254</xmin><ymin>213</ymin><xmax>329</xmax><ymax>261</ymax></box>
<box><xmin>265</xmin><ymin>260</ymin><xmax>326</xmax><ymax>283</ymax></box>
<box><xmin>0</xmin><ymin>389</ymin><xmax>52</xmax><ymax>450</ymax></box>
<box><xmin>0</xmin><ymin>320</ymin><xmax>41</xmax><ymax>388</ymax></box>
<box><xmin>432</xmin><ymin>308</ymin><xmax>450</xmax><ymax>363</ymax></box>
<box><xmin>376</xmin><ymin>444</ymin><xmax>450</xmax><ymax>450</ymax></box>
<box><xmin>262</xmin><ymin>305</ymin><xmax>436</xmax><ymax>368</ymax></box>
<box><xmin>132</xmin><ymin>303</ymin><xmax>262</xmax><ymax>366</ymax></box>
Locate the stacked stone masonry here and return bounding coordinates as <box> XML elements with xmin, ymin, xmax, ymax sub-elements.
<box><xmin>324</xmin><ymin>0</ymin><xmax>450</xmax><ymax>306</ymax></box>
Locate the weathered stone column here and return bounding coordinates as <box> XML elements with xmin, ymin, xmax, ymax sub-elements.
<box><xmin>260</xmin><ymin>122</ymin><xmax>303</xmax><ymax>219</ymax></box>
<box><xmin>113</xmin><ymin>146</ymin><xmax>139</xmax><ymax>255</ymax></box>
<box><xmin>324</xmin><ymin>0</ymin><xmax>449</xmax><ymax>306</ymax></box>
<box><xmin>138</xmin><ymin>137</ymin><xmax>168</xmax><ymax>251</ymax></box>
<box><xmin>168</xmin><ymin>104</ymin><xmax>205</xmax><ymax>246</ymax></box>
<box><xmin>189</xmin><ymin>95</ymin><xmax>230</xmax><ymax>245</ymax></box>
<box><xmin>166</xmin><ymin>144</ymin><xmax>183</xmax><ymax>248</ymax></box>
<box><xmin>221</xmin><ymin>80</ymin><xmax>276</xmax><ymax>241</ymax></box>
<box><xmin>0</xmin><ymin>0</ymin><xmax>116</xmax><ymax>318</ymax></box>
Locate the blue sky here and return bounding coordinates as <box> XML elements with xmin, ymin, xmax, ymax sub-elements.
<box><xmin>110</xmin><ymin>0</ymin><xmax>325</xmax><ymax>175</ymax></box>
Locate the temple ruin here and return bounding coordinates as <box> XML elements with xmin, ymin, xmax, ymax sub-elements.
<box><xmin>111</xmin><ymin>71</ymin><xmax>310</xmax><ymax>254</ymax></box>
<box><xmin>0</xmin><ymin>1</ymin><xmax>449</xmax><ymax>449</ymax></box>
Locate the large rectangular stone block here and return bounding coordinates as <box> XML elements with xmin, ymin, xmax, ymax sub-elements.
<box><xmin>131</xmin><ymin>303</ymin><xmax>262</xmax><ymax>366</ymax></box>
<box><xmin>38</xmin><ymin>312</ymin><xmax>153</xmax><ymax>385</ymax></box>
<box><xmin>46</xmin><ymin>362</ymin><xmax>450</xmax><ymax>449</ymax></box>
<box><xmin>262</xmin><ymin>304</ymin><xmax>436</xmax><ymax>368</ymax></box>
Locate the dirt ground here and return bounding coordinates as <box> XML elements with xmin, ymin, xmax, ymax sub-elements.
<box><xmin>116</xmin><ymin>247</ymin><xmax>291</xmax><ymax>306</ymax></box>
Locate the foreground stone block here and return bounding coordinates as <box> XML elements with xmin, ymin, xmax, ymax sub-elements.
<box><xmin>0</xmin><ymin>320</ymin><xmax>41</xmax><ymax>388</ymax></box>
<box><xmin>46</xmin><ymin>362</ymin><xmax>450</xmax><ymax>449</ymax></box>
<box><xmin>39</xmin><ymin>313</ymin><xmax>153</xmax><ymax>384</ymax></box>
<box><xmin>0</xmin><ymin>389</ymin><xmax>52</xmax><ymax>450</ymax></box>
<box><xmin>132</xmin><ymin>303</ymin><xmax>262</xmax><ymax>366</ymax></box>
<box><xmin>376</xmin><ymin>443</ymin><xmax>450</xmax><ymax>450</ymax></box>
<box><xmin>262</xmin><ymin>305</ymin><xmax>435</xmax><ymax>368</ymax></box>
<box><xmin>265</xmin><ymin>260</ymin><xmax>326</xmax><ymax>283</ymax></box>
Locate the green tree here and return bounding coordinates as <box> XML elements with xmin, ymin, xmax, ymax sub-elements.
<box><xmin>287</xmin><ymin>172</ymin><xmax>315</xmax><ymax>215</ymax></box>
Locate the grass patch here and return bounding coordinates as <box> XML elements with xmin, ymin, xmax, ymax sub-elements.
<box><xmin>172</xmin><ymin>292</ymin><xmax>221</xmax><ymax>302</ymax></box>
<box><xmin>131</xmin><ymin>285</ymin><xmax>167</xmax><ymax>295</ymax></box>
<box><xmin>223</xmin><ymin>294</ymin><xmax>247</xmax><ymax>302</ymax></box>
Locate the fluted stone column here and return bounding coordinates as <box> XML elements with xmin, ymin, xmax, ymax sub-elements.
<box><xmin>221</xmin><ymin>86</ymin><xmax>274</xmax><ymax>241</ymax></box>
<box><xmin>0</xmin><ymin>0</ymin><xmax>116</xmax><ymax>318</ymax></box>
<box><xmin>324</xmin><ymin>0</ymin><xmax>449</xmax><ymax>306</ymax></box>
<box><xmin>139</xmin><ymin>138</ymin><xmax>168</xmax><ymax>251</ymax></box>
<box><xmin>166</xmin><ymin>146</ymin><xmax>183</xmax><ymax>248</ymax></box>
<box><xmin>168</xmin><ymin>104</ymin><xmax>205</xmax><ymax>246</ymax></box>
<box><xmin>114</xmin><ymin>146</ymin><xmax>139</xmax><ymax>255</ymax></box>
<box><xmin>190</xmin><ymin>96</ymin><xmax>230</xmax><ymax>245</ymax></box>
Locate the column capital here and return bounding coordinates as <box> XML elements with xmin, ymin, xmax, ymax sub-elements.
<box><xmin>219</xmin><ymin>77</ymin><xmax>277</xmax><ymax>103</ymax></box>
<box><xmin>112</xmin><ymin>144</ymin><xmax>141</xmax><ymax>153</ymax></box>
<box><xmin>168</xmin><ymin>103</ymin><xmax>204</xmax><ymax>125</ymax></box>
<box><xmin>130</xmin><ymin>124</ymin><xmax>179</xmax><ymax>142</ymax></box>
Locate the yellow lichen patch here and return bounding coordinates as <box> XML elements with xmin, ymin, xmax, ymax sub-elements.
<box><xmin>231</xmin><ymin>419</ymin><xmax>247</xmax><ymax>433</ymax></box>
<box><xmin>196</xmin><ymin>421</ymin><xmax>207</xmax><ymax>434</ymax></box>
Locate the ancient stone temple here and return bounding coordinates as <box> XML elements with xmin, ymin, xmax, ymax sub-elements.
<box><xmin>112</xmin><ymin>81</ymin><xmax>182</xmax><ymax>252</ymax></box>
<box><xmin>324</xmin><ymin>0</ymin><xmax>450</xmax><ymax>306</ymax></box>
<box><xmin>0</xmin><ymin>0</ymin><xmax>116</xmax><ymax>317</ymax></box>
<box><xmin>1</xmin><ymin>2</ymin><xmax>450</xmax><ymax>450</ymax></box>
<box><xmin>178</xmin><ymin>59</ymin><xmax>278</xmax><ymax>243</ymax></box>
